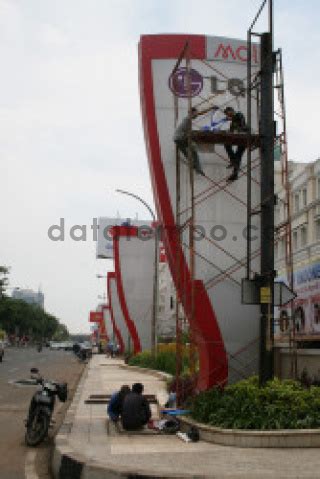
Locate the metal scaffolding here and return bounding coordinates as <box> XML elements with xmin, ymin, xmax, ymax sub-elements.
<box><xmin>171</xmin><ymin>40</ymin><xmax>262</xmax><ymax>400</ymax></box>
<box><xmin>169</xmin><ymin>0</ymin><xmax>295</xmax><ymax>401</ymax></box>
<box><xmin>273</xmin><ymin>48</ymin><xmax>297</xmax><ymax>377</ymax></box>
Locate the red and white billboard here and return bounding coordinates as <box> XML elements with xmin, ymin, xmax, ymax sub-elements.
<box><xmin>112</xmin><ymin>225</ymin><xmax>155</xmax><ymax>351</ymax></box>
<box><xmin>102</xmin><ymin>305</ymin><xmax>113</xmax><ymax>342</ymax></box>
<box><xmin>107</xmin><ymin>272</ymin><xmax>131</xmax><ymax>353</ymax></box>
<box><xmin>139</xmin><ymin>34</ymin><xmax>261</xmax><ymax>389</ymax></box>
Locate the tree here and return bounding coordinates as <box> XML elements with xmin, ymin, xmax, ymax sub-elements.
<box><xmin>0</xmin><ymin>266</ymin><xmax>69</xmax><ymax>341</ymax></box>
<box><xmin>0</xmin><ymin>297</ymin><xmax>69</xmax><ymax>341</ymax></box>
<box><xmin>52</xmin><ymin>323</ymin><xmax>69</xmax><ymax>341</ymax></box>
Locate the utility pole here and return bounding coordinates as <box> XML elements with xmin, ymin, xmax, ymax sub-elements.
<box><xmin>259</xmin><ymin>29</ymin><xmax>274</xmax><ymax>385</ymax></box>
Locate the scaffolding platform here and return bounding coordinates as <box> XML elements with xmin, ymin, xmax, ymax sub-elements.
<box><xmin>191</xmin><ymin>130</ymin><xmax>260</xmax><ymax>148</ymax></box>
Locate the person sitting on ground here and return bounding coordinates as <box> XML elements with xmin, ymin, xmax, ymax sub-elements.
<box><xmin>121</xmin><ymin>382</ymin><xmax>151</xmax><ymax>431</ymax></box>
<box><xmin>224</xmin><ymin>106</ymin><xmax>248</xmax><ymax>182</ymax></box>
<box><xmin>174</xmin><ymin>105</ymin><xmax>218</xmax><ymax>176</ymax></box>
<box><xmin>107</xmin><ymin>385</ymin><xmax>131</xmax><ymax>423</ymax></box>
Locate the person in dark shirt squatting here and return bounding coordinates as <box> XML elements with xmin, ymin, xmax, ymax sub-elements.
<box><xmin>224</xmin><ymin>106</ymin><xmax>248</xmax><ymax>183</ymax></box>
<box><xmin>121</xmin><ymin>382</ymin><xmax>151</xmax><ymax>431</ymax></box>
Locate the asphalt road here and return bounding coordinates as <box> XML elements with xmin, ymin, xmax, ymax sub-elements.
<box><xmin>0</xmin><ymin>346</ymin><xmax>84</xmax><ymax>479</ymax></box>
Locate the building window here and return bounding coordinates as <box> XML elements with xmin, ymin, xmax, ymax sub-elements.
<box><xmin>301</xmin><ymin>226</ymin><xmax>307</xmax><ymax>247</ymax></box>
<box><xmin>293</xmin><ymin>230</ymin><xmax>298</xmax><ymax>250</ymax></box>
<box><xmin>282</xmin><ymin>202</ymin><xmax>287</xmax><ymax>221</ymax></box>
<box><xmin>294</xmin><ymin>193</ymin><xmax>300</xmax><ymax>213</ymax></box>
<box><xmin>302</xmin><ymin>188</ymin><xmax>307</xmax><ymax>207</ymax></box>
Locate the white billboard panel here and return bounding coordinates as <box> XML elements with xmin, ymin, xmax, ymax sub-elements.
<box><xmin>114</xmin><ymin>226</ymin><xmax>155</xmax><ymax>350</ymax></box>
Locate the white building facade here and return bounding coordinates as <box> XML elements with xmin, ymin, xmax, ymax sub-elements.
<box><xmin>275</xmin><ymin>158</ymin><xmax>320</xmax><ymax>340</ymax></box>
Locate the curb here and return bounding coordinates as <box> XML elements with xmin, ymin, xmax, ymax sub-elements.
<box><xmin>52</xmin><ymin>361</ymin><xmax>90</xmax><ymax>479</ymax></box>
<box><xmin>179</xmin><ymin>416</ymin><xmax>320</xmax><ymax>448</ymax></box>
<box><xmin>118</xmin><ymin>363</ymin><xmax>173</xmax><ymax>382</ymax></box>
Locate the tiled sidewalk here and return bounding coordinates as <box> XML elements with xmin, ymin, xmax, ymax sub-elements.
<box><xmin>53</xmin><ymin>355</ymin><xmax>320</xmax><ymax>478</ymax></box>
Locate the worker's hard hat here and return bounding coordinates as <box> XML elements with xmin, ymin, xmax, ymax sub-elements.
<box><xmin>224</xmin><ymin>106</ymin><xmax>235</xmax><ymax>114</ymax></box>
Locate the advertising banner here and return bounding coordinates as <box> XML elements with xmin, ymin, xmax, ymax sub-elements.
<box><xmin>89</xmin><ymin>311</ymin><xmax>103</xmax><ymax>323</ymax></box>
<box><xmin>139</xmin><ymin>34</ymin><xmax>261</xmax><ymax>388</ymax></box>
<box><xmin>276</xmin><ymin>261</ymin><xmax>320</xmax><ymax>340</ymax></box>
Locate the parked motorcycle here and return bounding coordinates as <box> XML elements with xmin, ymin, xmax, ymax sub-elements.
<box><xmin>25</xmin><ymin>367</ymin><xmax>68</xmax><ymax>446</ymax></box>
<box><xmin>72</xmin><ymin>342</ymin><xmax>92</xmax><ymax>362</ymax></box>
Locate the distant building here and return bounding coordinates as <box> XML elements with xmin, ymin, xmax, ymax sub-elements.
<box><xmin>275</xmin><ymin>159</ymin><xmax>320</xmax><ymax>272</ymax></box>
<box><xmin>12</xmin><ymin>288</ymin><xmax>44</xmax><ymax>309</ymax></box>
<box><xmin>275</xmin><ymin>158</ymin><xmax>320</xmax><ymax>340</ymax></box>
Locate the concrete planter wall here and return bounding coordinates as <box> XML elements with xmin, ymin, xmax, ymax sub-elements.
<box><xmin>119</xmin><ymin>363</ymin><xmax>172</xmax><ymax>382</ymax></box>
<box><xmin>180</xmin><ymin>416</ymin><xmax>320</xmax><ymax>448</ymax></box>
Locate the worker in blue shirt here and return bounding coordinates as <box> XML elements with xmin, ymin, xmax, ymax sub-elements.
<box><xmin>107</xmin><ymin>385</ymin><xmax>130</xmax><ymax>423</ymax></box>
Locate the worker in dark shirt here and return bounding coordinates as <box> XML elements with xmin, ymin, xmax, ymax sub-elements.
<box><xmin>121</xmin><ymin>382</ymin><xmax>151</xmax><ymax>431</ymax></box>
<box><xmin>224</xmin><ymin>106</ymin><xmax>248</xmax><ymax>182</ymax></box>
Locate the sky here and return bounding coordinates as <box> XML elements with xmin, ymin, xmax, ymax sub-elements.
<box><xmin>0</xmin><ymin>0</ymin><xmax>318</xmax><ymax>333</ymax></box>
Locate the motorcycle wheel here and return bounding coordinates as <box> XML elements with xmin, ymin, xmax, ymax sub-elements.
<box><xmin>25</xmin><ymin>409</ymin><xmax>49</xmax><ymax>446</ymax></box>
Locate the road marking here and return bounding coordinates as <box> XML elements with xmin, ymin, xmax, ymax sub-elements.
<box><xmin>0</xmin><ymin>405</ymin><xmax>25</xmax><ymax>412</ymax></box>
<box><xmin>25</xmin><ymin>450</ymin><xmax>39</xmax><ymax>479</ymax></box>
<box><xmin>9</xmin><ymin>367</ymin><xmax>19</xmax><ymax>373</ymax></box>
<box><xmin>8</xmin><ymin>379</ymin><xmax>37</xmax><ymax>388</ymax></box>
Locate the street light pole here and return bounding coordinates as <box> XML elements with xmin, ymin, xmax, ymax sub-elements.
<box><xmin>116</xmin><ymin>189</ymin><xmax>156</xmax><ymax>222</ymax></box>
<box><xmin>115</xmin><ymin>189</ymin><xmax>159</xmax><ymax>357</ymax></box>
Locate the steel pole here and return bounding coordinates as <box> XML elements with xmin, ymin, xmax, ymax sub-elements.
<box><xmin>246</xmin><ymin>29</ymin><xmax>252</xmax><ymax>279</ymax></box>
<box><xmin>259</xmin><ymin>32</ymin><xmax>274</xmax><ymax>385</ymax></box>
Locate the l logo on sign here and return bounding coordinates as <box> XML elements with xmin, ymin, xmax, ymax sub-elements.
<box><xmin>169</xmin><ymin>67</ymin><xmax>203</xmax><ymax>98</ymax></box>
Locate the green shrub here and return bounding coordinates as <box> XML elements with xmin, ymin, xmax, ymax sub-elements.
<box><xmin>128</xmin><ymin>348</ymin><xmax>190</xmax><ymax>376</ymax></box>
<box><xmin>128</xmin><ymin>350</ymin><xmax>156</xmax><ymax>369</ymax></box>
<box><xmin>190</xmin><ymin>376</ymin><xmax>320</xmax><ymax>430</ymax></box>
